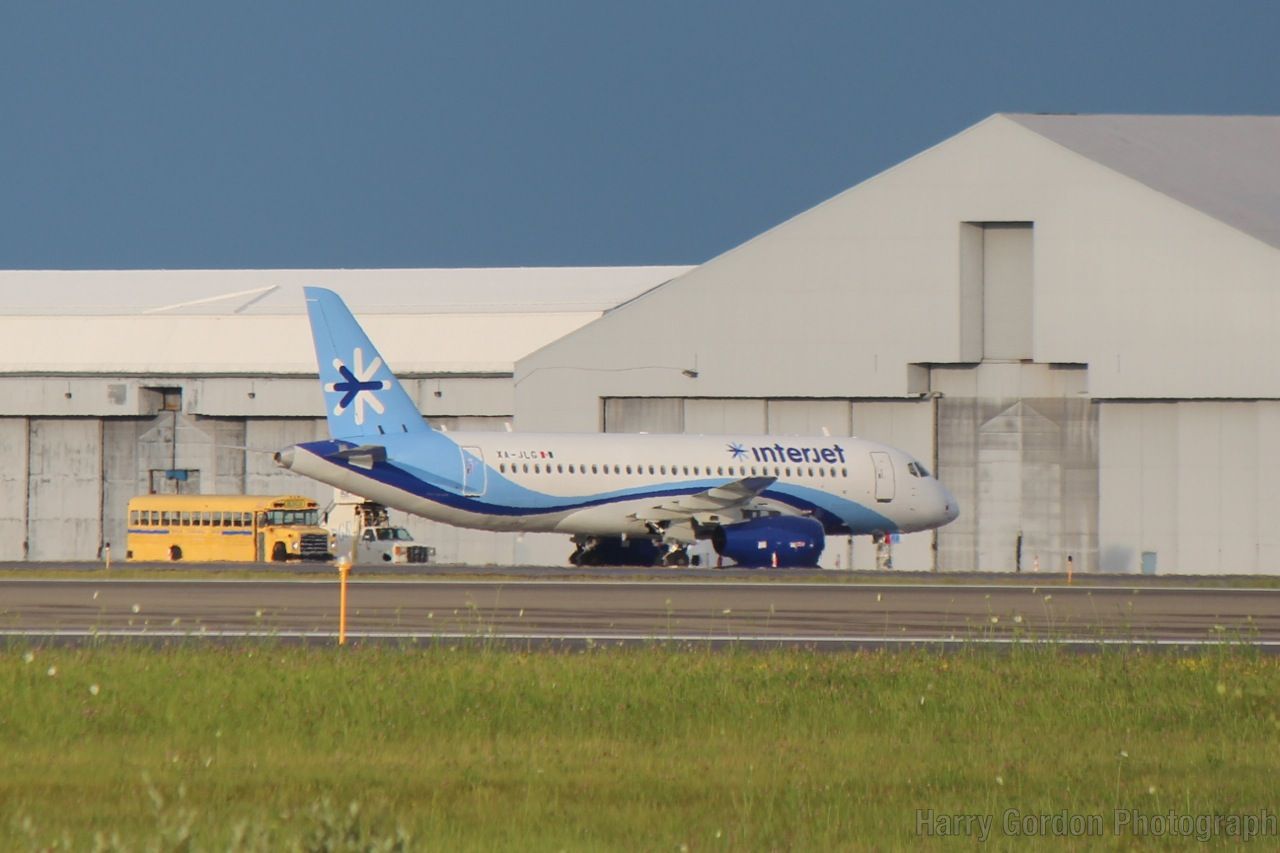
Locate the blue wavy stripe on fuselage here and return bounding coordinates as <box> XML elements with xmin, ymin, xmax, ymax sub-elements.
<box><xmin>296</xmin><ymin>440</ymin><xmax>899</xmax><ymax>535</ymax></box>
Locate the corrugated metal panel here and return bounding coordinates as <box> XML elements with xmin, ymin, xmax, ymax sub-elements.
<box><xmin>27</xmin><ymin>419</ymin><xmax>101</xmax><ymax>560</ymax></box>
<box><xmin>602</xmin><ymin>399</ymin><xmax>683</xmax><ymax>434</ymax></box>
<box><xmin>683</xmin><ymin>399</ymin><xmax>766</xmax><ymax>435</ymax></box>
<box><xmin>766</xmin><ymin>400</ymin><xmax>852</xmax><ymax>436</ymax></box>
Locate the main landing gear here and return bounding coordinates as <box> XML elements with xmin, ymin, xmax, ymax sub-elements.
<box><xmin>569</xmin><ymin>535</ymin><xmax>670</xmax><ymax>567</ymax></box>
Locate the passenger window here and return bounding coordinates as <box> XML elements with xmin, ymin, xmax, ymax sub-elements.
<box><xmin>625</xmin><ymin>465</ymin><xmax>632</xmax><ymax>475</ymax></box>
<box><xmin>660</xmin><ymin>465</ymin><xmax>667</xmax><ymax>475</ymax></box>
<box><xmin>522</xmin><ymin>463</ymin><xmax>529</xmax><ymax>473</ymax></box>
<box><xmin>557</xmin><ymin>464</ymin><xmax>563</xmax><ymax>473</ymax></box>
<box><xmin>717</xmin><ymin>466</ymin><xmax>724</xmax><ymax>476</ymax></box>
<box><xmin>841</xmin><ymin>468</ymin><xmax>848</xmax><ymax>477</ymax></box>
<box><xmin>648</xmin><ymin>465</ymin><xmax>655</xmax><ymax>474</ymax></box>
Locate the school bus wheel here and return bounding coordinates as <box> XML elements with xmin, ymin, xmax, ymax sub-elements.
<box><xmin>271</xmin><ymin>541</ymin><xmax>288</xmax><ymax>562</ymax></box>
<box><xmin>169</xmin><ymin>545</ymin><xmax>182</xmax><ymax>561</ymax></box>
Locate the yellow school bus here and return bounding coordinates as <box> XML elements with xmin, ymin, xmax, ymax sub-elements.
<box><xmin>126</xmin><ymin>494</ymin><xmax>332</xmax><ymax>562</ymax></box>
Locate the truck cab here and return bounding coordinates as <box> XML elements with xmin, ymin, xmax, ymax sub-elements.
<box><xmin>324</xmin><ymin>491</ymin><xmax>434</xmax><ymax>564</ymax></box>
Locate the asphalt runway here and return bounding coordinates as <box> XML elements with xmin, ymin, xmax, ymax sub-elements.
<box><xmin>2</xmin><ymin>574</ymin><xmax>1279</xmax><ymax>648</ymax></box>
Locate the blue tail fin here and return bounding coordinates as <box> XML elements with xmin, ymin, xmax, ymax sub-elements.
<box><xmin>304</xmin><ymin>287</ymin><xmax>431</xmax><ymax>440</ymax></box>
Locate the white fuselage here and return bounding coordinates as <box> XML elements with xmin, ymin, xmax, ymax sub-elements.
<box><xmin>279</xmin><ymin>430</ymin><xmax>959</xmax><ymax>542</ymax></box>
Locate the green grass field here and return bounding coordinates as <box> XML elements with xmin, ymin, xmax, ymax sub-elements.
<box><xmin>2</xmin><ymin>642</ymin><xmax>1277</xmax><ymax>850</ymax></box>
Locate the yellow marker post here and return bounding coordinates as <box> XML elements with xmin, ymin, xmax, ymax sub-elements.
<box><xmin>337</xmin><ymin>556</ymin><xmax>351</xmax><ymax>645</ymax></box>
<box><xmin>1066</xmin><ymin>554</ymin><xmax>1074</xmax><ymax>585</ymax></box>
<box><xmin>103</xmin><ymin>542</ymin><xmax>111</xmax><ymax>571</ymax></box>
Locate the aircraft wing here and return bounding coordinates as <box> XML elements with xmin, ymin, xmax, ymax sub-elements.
<box><xmin>629</xmin><ymin>476</ymin><xmax>777</xmax><ymax>524</ymax></box>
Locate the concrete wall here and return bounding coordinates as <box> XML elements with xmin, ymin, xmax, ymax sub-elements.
<box><xmin>934</xmin><ymin>364</ymin><xmax>1096</xmax><ymax>573</ymax></box>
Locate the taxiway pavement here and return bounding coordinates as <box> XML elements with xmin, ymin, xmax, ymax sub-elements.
<box><xmin>1</xmin><ymin>574</ymin><xmax>1277</xmax><ymax>648</ymax></box>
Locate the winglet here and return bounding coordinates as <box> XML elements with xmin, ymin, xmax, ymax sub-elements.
<box><xmin>304</xmin><ymin>287</ymin><xmax>431</xmax><ymax>440</ymax></box>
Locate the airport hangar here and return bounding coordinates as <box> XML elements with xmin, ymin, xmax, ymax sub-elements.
<box><xmin>3</xmin><ymin>113</ymin><xmax>1280</xmax><ymax>574</ymax></box>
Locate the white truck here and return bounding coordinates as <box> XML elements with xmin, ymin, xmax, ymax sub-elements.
<box><xmin>323</xmin><ymin>491</ymin><xmax>434</xmax><ymax>564</ymax></box>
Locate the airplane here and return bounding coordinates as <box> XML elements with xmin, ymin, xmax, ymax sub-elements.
<box><xmin>274</xmin><ymin>287</ymin><xmax>959</xmax><ymax>568</ymax></box>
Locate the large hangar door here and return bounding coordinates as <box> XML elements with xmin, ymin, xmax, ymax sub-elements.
<box><xmin>28</xmin><ymin>419</ymin><xmax>102</xmax><ymax>560</ymax></box>
<box><xmin>0</xmin><ymin>419</ymin><xmax>28</xmax><ymax>560</ymax></box>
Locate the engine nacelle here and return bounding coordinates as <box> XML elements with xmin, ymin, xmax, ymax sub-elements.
<box><xmin>711</xmin><ymin>516</ymin><xmax>825</xmax><ymax>568</ymax></box>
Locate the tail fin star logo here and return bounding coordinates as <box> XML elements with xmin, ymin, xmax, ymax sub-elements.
<box><xmin>727</xmin><ymin>442</ymin><xmax>747</xmax><ymax>460</ymax></box>
<box><xmin>326</xmin><ymin>347</ymin><xmax>391</xmax><ymax>425</ymax></box>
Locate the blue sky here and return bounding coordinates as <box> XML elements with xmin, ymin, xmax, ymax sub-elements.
<box><xmin>1</xmin><ymin>1</ymin><xmax>1277</xmax><ymax>269</ymax></box>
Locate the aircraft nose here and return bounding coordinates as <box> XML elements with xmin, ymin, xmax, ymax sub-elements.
<box><xmin>938</xmin><ymin>482</ymin><xmax>960</xmax><ymax>524</ymax></box>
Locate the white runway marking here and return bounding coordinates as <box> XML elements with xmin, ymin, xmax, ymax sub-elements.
<box><xmin>0</xmin><ymin>627</ymin><xmax>1275</xmax><ymax>648</ymax></box>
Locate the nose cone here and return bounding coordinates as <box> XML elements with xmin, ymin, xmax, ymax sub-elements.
<box><xmin>938</xmin><ymin>482</ymin><xmax>960</xmax><ymax>525</ymax></box>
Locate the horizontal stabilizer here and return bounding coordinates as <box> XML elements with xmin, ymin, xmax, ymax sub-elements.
<box><xmin>326</xmin><ymin>443</ymin><xmax>387</xmax><ymax>470</ymax></box>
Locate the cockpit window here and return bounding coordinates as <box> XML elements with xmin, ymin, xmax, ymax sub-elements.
<box><xmin>907</xmin><ymin>461</ymin><xmax>932</xmax><ymax>478</ymax></box>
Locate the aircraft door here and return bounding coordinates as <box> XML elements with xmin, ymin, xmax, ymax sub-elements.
<box><xmin>870</xmin><ymin>452</ymin><xmax>895</xmax><ymax>502</ymax></box>
<box><xmin>461</xmin><ymin>446</ymin><xmax>487</xmax><ymax>496</ymax></box>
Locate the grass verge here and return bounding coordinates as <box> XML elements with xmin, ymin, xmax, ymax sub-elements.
<box><xmin>2</xmin><ymin>641</ymin><xmax>1278</xmax><ymax>849</ymax></box>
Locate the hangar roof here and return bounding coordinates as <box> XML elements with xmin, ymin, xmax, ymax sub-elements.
<box><xmin>0</xmin><ymin>267</ymin><xmax>692</xmax><ymax>374</ymax></box>
<box><xmin>1007</xmin><ymin>114</ymin><xmax>1280</xmax><ymax>250</ymax></box>
<box><xmin>0</xmin><ymin>267</ymin><xmax>690</xmax><ymax>316</ymax></box>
